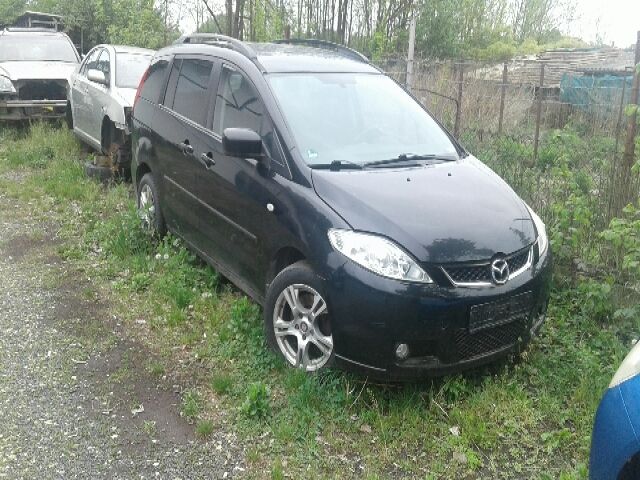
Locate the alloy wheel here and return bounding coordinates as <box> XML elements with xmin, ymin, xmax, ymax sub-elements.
<box><xmin>272</xmin><ymin>284</ymin><xmax>333</xmax><ymax>371</ymax></box>
<box><xmin>138</xmin><ymin>183</ymin><xmax>156</xmax><ymax>232</ymax></box>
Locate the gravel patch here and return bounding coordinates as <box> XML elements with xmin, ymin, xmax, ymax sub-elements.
<box><xmin>0</xmin><ymin>197</ymin><xmax>246</xmax><ymax>479</ymax></box>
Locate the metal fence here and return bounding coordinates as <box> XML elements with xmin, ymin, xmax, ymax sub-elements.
<box><xmin>380</xmin><ymin>57</ymin><xmax>634</xmax><ymax>156</ymax></box>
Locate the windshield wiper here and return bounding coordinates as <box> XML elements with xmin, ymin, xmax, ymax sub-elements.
<box><xmin>364</xmin><ymin>153</ymin><xmax>458</xmax><ymax>168</ymax></box>
<box><xmin>309</xmin><ymin>160</ymin><xmax>364</xmax><ymax>171</ymax></box>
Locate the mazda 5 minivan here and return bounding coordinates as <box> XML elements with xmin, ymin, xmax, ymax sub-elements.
<box><xmin>131</xmin><ymin>36</ymin><xmax>552</xmax><ymax>380</ymax></box>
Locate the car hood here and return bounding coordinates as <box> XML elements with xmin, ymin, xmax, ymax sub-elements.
<box><xmin>312</xmin><ymin>156</ymin><xmax>535</xmax><ymax>264</ymax></box>
<box><xmin>0</xmin><ymin>61</ymin><xmax>78</xmax><ymax>81</ymax></box>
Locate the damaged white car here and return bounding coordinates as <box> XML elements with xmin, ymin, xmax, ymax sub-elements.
<box><xmin>67</xmin><ymin>44</ymin><xmax>153</xmax><ymax>177</ymax></box>
<box><xmin>0</xmin><ymin>28</ymin><xmax>80</xmax><ymax>121</ymax></box>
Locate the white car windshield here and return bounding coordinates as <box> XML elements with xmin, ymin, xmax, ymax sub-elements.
<box><xmin>267</xmin><ymin>73</ymin><xmax>458</xmax><ymax>166</ymax></box>
<box><xmin>115</xmin><ymin>53</ymin><xmax>152</xmax><ymax>89</ymax></box>
<box><xmin>0</xmin><ymin>35</ymin><xmax>78</xmax><ymax>62</ymax></box>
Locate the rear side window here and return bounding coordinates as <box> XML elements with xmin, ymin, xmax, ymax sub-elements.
<box><xmin>139</xmin><ymin>58</ymin><xmax>169</xmax><ymax>104</ymax></box>
<box><xmin>170</xmin><ymin>58</ymin><xmax>213</xmax><ymax>126</ymax></box>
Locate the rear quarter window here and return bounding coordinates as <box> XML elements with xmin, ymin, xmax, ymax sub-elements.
<box><xmin>139</xmin><ymin>58</ymin><xmax>170</xmax><ymax>104</ymax></box>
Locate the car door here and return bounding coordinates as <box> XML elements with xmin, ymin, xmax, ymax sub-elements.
<box><xmin>84</xmin><ymin>48</ymin><xmax>112</xmax><ymax>144</ymax></box>
<box><xmin>71</xmin><ymin>47</ymin><xmax>100</xmax><ymax>137</ymax></box>
<box><xmin>194</xmin><ymin>64</ymin><xmax>290</xmax><ymax>296</ymax></box>
<box><xmin>151</xmin><ymin>56</ymin><xmax>216</xmax><ymax>247</ymax></box>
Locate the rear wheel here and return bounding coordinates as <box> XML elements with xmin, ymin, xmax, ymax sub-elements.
<box><xmin>137</xmin><ymin>173</ymin><xmax>166</xmax><ymax>237</ymax></box>
<box><xmin>264</xmin><ymin>262</ymin><xmax>334</xmax><ymax>372</ymax></box>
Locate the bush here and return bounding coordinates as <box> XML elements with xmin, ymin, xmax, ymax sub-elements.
<box><xmin>241</xmin><ymin>382</ymin><xmax>270</xmax><ymax>419</ymax></box>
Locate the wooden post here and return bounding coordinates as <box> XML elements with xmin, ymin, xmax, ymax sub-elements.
<box><xmin>498</xmin><ymin>62</ymin><xmax>508</xmax><ymax>135</ymax></box>
<box><xmin>533</xmin><ymin>62</ymin><xmax>545</xmax><ymax>162</ymax></box>
<box><xmin>454</xmin><ymin>63</ymin><xmax>464</xmax><ymax>138</ymax></box>
<box><xmin>406</xmin><ymin>15</ymin><xmax>416</xmax><ymax>92</ymax></box>
<box><xmin>619</xmin><ymin>31</ymin><xmax>640</xmax><ymax>208</ymax></box>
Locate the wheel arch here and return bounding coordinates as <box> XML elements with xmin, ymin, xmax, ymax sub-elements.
<box><xmin>267</xmin><ymin>247</ymin><xmax>307</xmax><ymax>287</ymax></box>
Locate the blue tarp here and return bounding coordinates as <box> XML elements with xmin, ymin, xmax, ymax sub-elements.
<box><xmin>560</xmin><ymin>73</ymin><xmax>633</xmax><ymax>111</ymax></box>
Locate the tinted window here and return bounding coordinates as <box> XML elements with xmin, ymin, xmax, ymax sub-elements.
<box><xmin>171</xmin><ymin>59</ymin><xmax>213</xmax><ymax>125</ymax></box>
<box><xmin>213</xmin><ymin>68</ymin><xmax>264</xmax><ymax>136</ymax></box>
<box><xmin>116</xmin><ymin>53</ymin><xmax>152</xmax><ymax>89</ymax></box>
<box><xmin>0</xmin><ymin>34</ymin><xmax>78</xmax><ymax>62</ymax></box>
<box><xmin>213</xmin><ymin>68</ymin><xmax>281</xmax><ymax>162</ymax></box>
<box><xmin>139</xmin><ymin>58</ymin><xmax>169</xmax><ymax>103</ymax></box>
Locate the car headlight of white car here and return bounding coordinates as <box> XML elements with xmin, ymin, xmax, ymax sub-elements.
<box><xmin>328</xmin><ymin>228</ymin><xmax>433</xmax><ymax>283</ymax></box>
<box><xmin>0</xmin><ymin>76</ymin><xmax>16</xmax><ymax>94</ymax></box>
<box><xmin>526</xmin><ymin>204</ymin><xmax>548</xmax><ymax>256</ymax></box>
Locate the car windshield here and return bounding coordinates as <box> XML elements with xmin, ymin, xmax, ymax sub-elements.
<box><xmin>0</xmin><ymin>34</ymin><xmax>78</xmax><ymax>62</ymax></box>
<box><xmin>267</xmin><ymin>73</ymin><xmax>459</xmax><ymax>166</ymax></box>
<box><xmin>115</xmin><ymin>52</ymin><xmax>152</xmax><ymax>88</ymax></box>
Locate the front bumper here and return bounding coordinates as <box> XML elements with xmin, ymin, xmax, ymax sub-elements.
<box><xmin>324</xmin><ymin>248</ymin><xmax>552</xmax><ymax>380</ymax></box>
<box><xmin>0</xmin><ymin>99</ymin><xmax>67</xmax><ymax>120</ymax></box>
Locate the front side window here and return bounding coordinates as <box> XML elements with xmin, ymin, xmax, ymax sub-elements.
<box><xmin>95</xmin><ymin>50</ymin><xmax>110</xmax><ymax>79</ymax></box>
<box><xmin>115</xmin><ymin>53</ymin><xmax>152</xmax><ymax>89</ymax></box>
<box><xmin>0</xmin><ymin>34</ymin><xmax>78</xmax><ymax>62</ymax></box>
<box><xmin>81</xmin><ymin>48</ymin><xmax>101</xmax><ymax>76</ymax></box>
<box><xmin>213</xmin><ymin>67</ymin><xmax>282</xmax><ymax>162</ymax></box>
<box><xmin>267</xmin><ymin>73</ymin><xmax>458</xmax><ymax>166</ymax></box>
<box><xmin>213</xmin><ymin>67</ymin><xmax>265</xmax><ymax>136</ymax></box>
<box><xmin>170</xmin><ymin>58</ymin><xmax>213</xmax><ymax>125</ymax></box>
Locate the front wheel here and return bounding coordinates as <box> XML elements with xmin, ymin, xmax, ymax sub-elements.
<box><xmin>264</xmin><ymin>262</ymin><xmax>334</xmax><ymax>372</ymax></box>
<box><xmin>137</xmin><ymin>173</ymin><xmax>166</xmax><ymax>237</ymax></box>
<box><xmin>65</xmin><ymin>101</ymin><xmax>73</xmax><ymax>130</ymax></box>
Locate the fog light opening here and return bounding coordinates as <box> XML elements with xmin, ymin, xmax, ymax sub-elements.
<box><xmin>395</xmin><ymin>343</ymin><xmax>410</xmax><ymax>360</ymax></box>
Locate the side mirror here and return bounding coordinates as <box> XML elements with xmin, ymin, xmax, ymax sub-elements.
<box><xmin>87</xmin><ymin>69</ymin><xmax>108</xmax><ymax>86</ymax></box>
<box><xmin>222</xmin><ymin>128</ymin><xmax>264</xmax><ymax>160</ymax></box>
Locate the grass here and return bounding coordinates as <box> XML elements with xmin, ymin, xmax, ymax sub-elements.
<box><xmin>0</xmin><ymin>121</ymin><xmax>635</xmax><ymax>478</ymax></box>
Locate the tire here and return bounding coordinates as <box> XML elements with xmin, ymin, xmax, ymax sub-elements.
<box><xmin>264</xmin><ymin>261</ymin><xmax>334</xmax><ymax>372</ymax></box>
<box><xmin>65</xmin><ymin>101</ymin><xmax>73</xmax><ymax>130</ymax></box>
<box><xmin>137</xmin><ymin>172</ymin><xmax>167</xmax><ymax>237</ymax></box>
<box><xmin>84</xmin><ymin>161</ymin><xmax>113</xmax><ymax>183</ymax></box>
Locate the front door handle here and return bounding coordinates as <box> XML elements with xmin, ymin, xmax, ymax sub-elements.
<box><xmin>179</xmin><ymin>140</ymin><xmax>194</xmax><ymax>155</ymax></box>
<box><xmin>199</xmin><ymin>152</ymin><xmax>215</xmax><ymax>169</ymax></box>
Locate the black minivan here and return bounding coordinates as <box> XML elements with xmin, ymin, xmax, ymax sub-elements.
<box><xmin>131</xmin><ymin>36</ymin><xmax>552</xmax><ymax>380</ymax></box>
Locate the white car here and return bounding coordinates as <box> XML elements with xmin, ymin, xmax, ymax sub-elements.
<box><xmin>67</xmin><ymin>44</ymin><xmax>153</xmax><ymax>175</ymax></box>
<box><xmin>0</xmin><ymin>28</ymin><xmax>80</xmax><ymax>121</ymax></box>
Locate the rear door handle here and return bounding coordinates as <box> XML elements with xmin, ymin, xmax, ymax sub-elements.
<box><xmin>199</xmin><ymin>152</ymin><xmax>215</xmax><ymax>169</ymax></box>
<box><xmin>179</xmin><ymin>140</ymin><xmax>194</xmax><ymax>155</ymax></box>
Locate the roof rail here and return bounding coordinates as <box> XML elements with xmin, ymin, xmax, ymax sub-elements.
<box><xmin>176</xmin><ymin>33</ymin><xmax>257</xmax><ymax>61</ymax></box>
<box><xmin>272</xmin><ymin>38</ymin><xmax>369</xmax><ymax>63</ymax></box>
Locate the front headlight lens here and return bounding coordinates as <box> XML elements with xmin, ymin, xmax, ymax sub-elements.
<box><xmin>526</xmin><ymin>204</ymin><xmax>548</xmax><ymax>256</ymax></box>
<box><xmin>0</xmin><ymin>76</ymin><xmax>16</xmax><ymax>93</ymax></box>
<box><xmin>328</xmin><ymin>229</ymin><xmax>432</xmax><ymax>283</ymax></box>
<box><xmin>610</xmin><ymin>341</ymin><xmax>640</xmax><ymax>388</ymax></box>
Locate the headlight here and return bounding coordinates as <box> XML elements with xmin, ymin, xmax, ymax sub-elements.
<box><xmin>525</xmin><ymin>204</ymin><xmax>548</xmax><ymax>256</ymax></box>
<box><xmin>0</xmin><ymin>76</ymin><xmax>16</xmax><ymax>93</ymax></box>
<box><xmin>610</xmin><ymin>341</ymin><xmax>640</xmax><ymax>387</ymax></box>
<box><xmin>328</xmin><ymin>229</ymin><xmax>432</xmax><ymax>283</ymax></box>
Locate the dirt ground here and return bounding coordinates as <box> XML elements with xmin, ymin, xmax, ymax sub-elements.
<box><xmin>0</xmin><ymin>194</ymin><xmax>246</xmax><ymax>479</ymax></box>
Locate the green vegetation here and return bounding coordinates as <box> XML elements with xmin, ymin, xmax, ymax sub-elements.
<box><xmin>0</xmin><ymin>120</ymin><xmax>638</xmax><ymax>478</ymax></box>
<box><xmin>0</xmin><ymin>0</ymin><xmax>583</xmax><ymax>61</ymax></box>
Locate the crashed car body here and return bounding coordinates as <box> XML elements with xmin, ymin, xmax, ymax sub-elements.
<box><xmin>0</xmin><ymin>28</ymin><xmax>80</xmax><ymax>121</ymax></box>
<box><xmin>67</xmin><ymin>44</ymin><xmax>153</xmax><ymax>174</ymax></box>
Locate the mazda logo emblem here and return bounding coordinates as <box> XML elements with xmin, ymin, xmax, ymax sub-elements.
<box><xmin>491</xmin><ymin>258</ymin><xmax>510</xmax><ymax>285</ymax></box>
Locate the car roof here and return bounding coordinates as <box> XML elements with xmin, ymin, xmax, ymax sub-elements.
<box><xmin>112</xmin><ymin>45</ymin><xmax>155</xmax><ymax>55</ymax></box>
<box><xmin>161</xmin><ymin>40</ymin><xmax>379</xmax><ymax>74</ymax></box>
